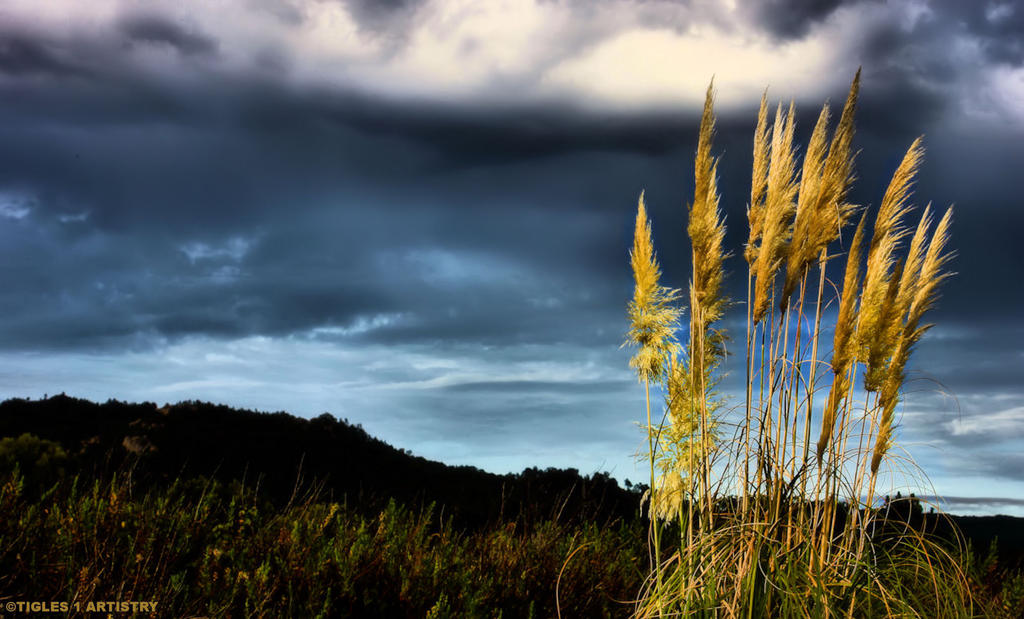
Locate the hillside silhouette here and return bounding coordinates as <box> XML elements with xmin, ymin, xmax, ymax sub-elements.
<box><xmin>0</xmin><ymin>394</ymin><xmax>641</xmax><ymax>528</ymax></box>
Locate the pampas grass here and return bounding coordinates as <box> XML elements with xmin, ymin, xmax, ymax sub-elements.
<box><xmin>626</xmin><ymin>72</ymin><xmax>972</xmax><ymax>617</ymax></box>
<box><xmin>626</xmin><ymin>190</ymin><xmax>682</xmax><ymax>592</ymax></box>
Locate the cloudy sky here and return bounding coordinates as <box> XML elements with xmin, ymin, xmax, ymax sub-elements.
<box><xmin>1</xmin><ymin>0</ymin><xmax>1022</xmax><ymax>515</ymax></box>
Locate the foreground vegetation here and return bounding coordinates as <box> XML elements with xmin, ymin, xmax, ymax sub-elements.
<box><xmin>1</xmin><ymin>463</ymin><xmax>1021</xmax><ymax>618</ymax></box>
<box><xmin>0</xmin><ymin>466</ymin><xmax>646</xmax><ymax>617</ymax></box>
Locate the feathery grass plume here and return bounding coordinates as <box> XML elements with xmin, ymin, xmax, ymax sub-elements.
<box><xmin>745</xmin><ymin>91</ymin><xmax>771</xmax><ymax>266</ymax></box>
<box><xmin>909</xmin><ymin>206</ymin><xmax>955</xmax><ymax>329</ymax></box>
<box><xmin>816</xmin><ymin>213</ymin><xmax>866</xmax><ymax>463</ymax></box>
<box><xmin>864</xmin><ymin>257</ymin><xmax>905</xmax><ymax>390</ymax></box>
<box><xmin>857</xmin><ymin>138</ymin><xmax>924</xmax><ymax>389</ymax></box>
<box><xmin>867</xmin><ymin>206</ymin><xmax>935</xmax><ymax>388</ymax></box>
<box><xmin>751</xmin><ymin>102</ymin><xmax>798</xmax><ymax>323</ymax></box>
<box><xmin>650</xmin><ymin>469</ymin><xmax>686</xmax><ymax>521</ymax></box>
<box><xmin>626</xmin><ymin>190</ymin><xmax>681</xmax><ymax>591</ymax></box>
<box><xmin>780</xmin><ymin>103</ymin><xmax>830</xmax><ymax>305</ymax></box>
<box><xmin>817</xmin><ymin>68</ymin><xmax>860</xmax><ymax>234</ymax></box>
<box><xmin>652</xmin><ymin>353</ymin><xmax>723</xmax><ymax>520</ymax></box>
<box><xmin>781</xmin><ymin>70</ymin><xmax>860</xmax><ymax>309</ymax></box>
<box><xmin>871</xmin><ymin>206</ymin><xmax>954</xmax><ymax>474</ymax></box>
<box><xmin>894</xmin><ymin>203</ymin><xmax>933</xmax><ymax>319</ymax></box>
<box><xmin>626</xmin><ymin>191</ymin><xmax>682</xmax><ymax>383</ymax></box>
<box><xmin>664</xmin><ymin>357</ymin><xmax>699</xmax><ymax>460</ymax></box>
<box><xmin>688</xmin><ymin>82</ymin><xmax>727</xmax><ymax>327</ymax></box>
<box><xmin>818</xmin><ymin>68</ymin><xmax>860</xmax><ymax>227</ymax></box>
<box><xmin>686</xmin><ymin>82</ymin><xmax>728</xmax><ymax>517</ymax></box>
<box><xmin>654</xmin><ymin>356</ymin><xmax>697</xmax><ymax>520</ymax></box>
<box><xmin>654</xmin><ymin>339</ymin><xmax>727</xmax><ymax>519</ymax></box>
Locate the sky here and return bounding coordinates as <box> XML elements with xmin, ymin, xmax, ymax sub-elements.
<box><xmin>0</xmin><ymin>0</ymin><xmax>1022</xmax><ymax>516</ymax></box>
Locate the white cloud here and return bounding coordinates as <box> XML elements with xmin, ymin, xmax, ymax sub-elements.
<box><xmin>539</xmin><ymin>26</ymin><xmax>841</xmax><ymax>111</ymax></box>
<box><xmin>390</xmin><ymin>247</ymin><xmax>529</xmax><ymax>287</ymax></box>
<box><xmin>985</xmin><ymin>2</ymin><xmax>1014</xmax><ymax>24</ymax></box>
<box><xmin>379</xmin><ymin>0</ymin><xmax>589</xmax><ymax>95</ymax></box>
<box><xmin>946</xmin><ymin>405</ymin><xmax>1024</xmax><ymax>437</ymax></box>
<box><xmin>179</xmin><ymin>236</ymin><xmax>254</xmax><ymax>263</ymax></box>
<box><xmin>0</xmin><ymin>192</ymin><xmax>32</xmax><ymax>220</ymax></box>
<box><xmin>58</xmin><ymin>212</ymin><xmax>90</xmax><ymax>223</ymax></box>
<box><xmin>308</xmin><ymin>313</ymin><xmax>410</xmax><ymax>338</ymax></box>
<box><xmin>289</xmin><ymin>0</ymin><xmax>384</xmax><ymax>72</ymax></box>
<box><xmin>987</xmin><ymin>64</ymin><xmax>1024</xmax><ymax>125</ymax></box>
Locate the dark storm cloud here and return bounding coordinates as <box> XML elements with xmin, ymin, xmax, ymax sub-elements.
<box><xmin>332</xmin><ymin>0</ymin><xmax>426</xmax><ymax>50</ymax></box>
<box><xmin>931</xmin><ymin>0</ymin><xmax>1024</xmax><ymax>65</ymax></box>
<box><xmin>342</xmin><ymin>0</ymin><xmax>424</xmax><ymax>29</ymax></box>
<box><xmin>248</xmin><ymin>0</ymin><xmax>305</xmax><ymax>26</ymax></box>
<box><xmin>740</xmin><ymin>0</ymin><xmax>855</xmax><ymax>40</ymax></box>
<box><xmin>911</xmin><ymin>328</ymin><xmax>1024</xmax><ymax>393</ymax></box>
<box><xmin>0</xmin><ymin>207</ymin><xmax>406</xmax><ymax>350</ymax></box>
<box><xmin>0</xmin><ymin>30</ymin><xmax>88</xmax><ymax>77</ymax></box>
<box><xmin>975</xmin><ymin>453</ymin><xmax>1024</xmax><ymax>483</ymax></box>
<box><xmin>744</xmin><ymin>0</ymin><xmax>1024</xmax><ymax>66</ymax></box>
<box><xmin>0</xmin><ymin>16</ymin><xmax>960</xmax><ymax>208</ymax></box>
<box><xmin>0</xmin><ymin>63</ymin><xmax>1015</xmax><ymax>358</ymax></box>
<box><xmin>117</xmin><ymin>13</ymin><xmax>219</xmax><ymax>57</ymax></box>
<box><xmin>0</xmin><ymin>3</ymin><xmax>1020</xmax><ymax>368</ymax></box>
<box><xmin>319</xmin><ymin>100</ymin><xmax>694</xmax><ymax>166</ymax></box>
<box><xmin>853</xmin><ymin>15</ymin><xmax>963</xmax><ymax>112</ymax></box>
<box><xmin>0</xmin><ymin>19</ymin><xmax>693</xmax><ymax>221</ymax></box>
<box><xmin>851</xmin><ymin>0</ymin><xmax>1024</xmax><ymax>113</ymax></box>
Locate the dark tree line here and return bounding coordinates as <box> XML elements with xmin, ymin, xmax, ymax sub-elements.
<box><xmin>0</xmin><ymin>395</ymin><xmax>641</xmax><ymax>529</ymax></box>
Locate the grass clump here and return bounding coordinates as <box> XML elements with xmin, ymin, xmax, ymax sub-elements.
<box><xmin>625</xmin><ymin>71</ymin><xmax>980</xmax><ymax>617</ymax></box>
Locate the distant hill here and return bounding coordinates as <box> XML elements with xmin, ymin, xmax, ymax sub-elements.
<box><xmin>0</xmin><ymin>394</ymin><xmax>642</xmax><ymax>528</ymax></box>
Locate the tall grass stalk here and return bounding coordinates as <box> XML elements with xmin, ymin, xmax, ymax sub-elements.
<box><xmin>627</xmin><ymin>72</ymin><xmax>973</xmax><ymax>617</ymax></box>
<box><xmin>626</xmin><ymin>191</ymin><xmax>682</xmax><ymax>600</ymax></box>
